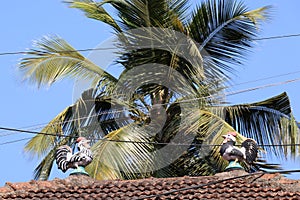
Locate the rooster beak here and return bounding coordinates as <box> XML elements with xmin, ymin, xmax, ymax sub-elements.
<box><xmin>222</xmin><ymin>135</ymin><xmax>227</xmax><ymax>138</ymax></box>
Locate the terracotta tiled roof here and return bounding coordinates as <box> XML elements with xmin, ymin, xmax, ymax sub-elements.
<box><xmin>1</xmin><ymin>170</ymin><xmax>300</xmax><ymax>199</ymax></box>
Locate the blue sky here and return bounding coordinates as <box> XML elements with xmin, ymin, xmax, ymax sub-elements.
<box><xmin>1</xmin><ymin>0</ymin><xmax>300</xmax><ymax>185</ymax></box>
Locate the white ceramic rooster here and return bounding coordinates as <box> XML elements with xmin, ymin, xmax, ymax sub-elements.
<box><xmin>219</xmin><ymin>132</ymin><xmax>258</xmax><ymax>171</ymax></box>
<box><xmin>55</xmin><ymin>137</ymin><xmax>93</xmax><ymax>175</ymax></box>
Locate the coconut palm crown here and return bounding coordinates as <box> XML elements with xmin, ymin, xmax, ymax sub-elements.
<box><xmin>20</xmin><ymin>0</ymin><xmax>299</xmax><ymax>180</ymax></box>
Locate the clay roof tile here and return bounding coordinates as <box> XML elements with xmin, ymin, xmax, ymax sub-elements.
<box><xmin>1</xmin><ymin>171</ymin><xmax>300</xmax><ymax>199</ymax></box>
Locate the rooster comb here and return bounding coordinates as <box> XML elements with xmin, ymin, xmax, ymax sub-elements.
<box><xmin>76</xmin><ymin>137</ymin><xmax>87</xmax><ymax>143</ymax></box>
<box><xmin>227</xmin><ymin>132</ymin><xmax>237</xmax><ymax>137</ymax></box>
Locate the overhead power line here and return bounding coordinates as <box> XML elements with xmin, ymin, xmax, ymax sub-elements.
<box><xmin>226</xmin><ymin>77</ymin><xmax>300</xmax><ymax>96</ymax></box>
<box><xmin>253</xmin><ymin>33</ymin><xmax>300</xmax><ymax>41</ymax></box>
<box><xmin>232</xmin><ymin>70</ymin><xmax>300</xmax><ymax>87</ymax></box>
<box><xmin>0</xmin><ymin>74</ymin><xmax>298</xmax><ymax>139</ymax></box>
<box><xmin>1</xmin><ymin>126</ymin><xmax>300</xmax><ymax>148</ymax></box>
<box><xmin>4</xmin><ymin>74</ymin><xmax>300</xmax><ymax>134</ymax></box>
<box><xmin>0</xmin><ymin>126</ymin><xmax>212</xmax><ymax>146</ymax></box>
<box><xmin>168</xmin><ymin>76</ymin><xmax>300</xmax><ymax>105</ymax></box>
<box><xmin>1</xmin><ymin>33</ymin><xmax>300</xmax><ymax>56</ymax></box>
<box><xmin>0</xmin><ymin>137</ymin><xmax>32</xmax><ymax>146</ymax></box>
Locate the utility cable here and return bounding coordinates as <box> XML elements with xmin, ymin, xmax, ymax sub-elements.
<box><xmin>0</xmin><ymin>137</ymin><xmax>32</xmax><ymax>146</ymax></box>
<box><xmin>226</xmin><ymin>77</ymin><xmax>300</xmax><ymax>96</ymax></box>
<box><xmin>1</xmin><ymin>126</ymin><xmax>300</xmax><ymax>148</ymax></box>
<box><xmin>0</xmin><ymin>126</ymin><xmax>214</xmax><ymax>146</ymax></box>
<box><xmin>0</xmin><ymin>74</ymin><xmax>298</xmax><ymax>134</ymax></box>
<box><xmin>231</xmin><ymin>70</ymin><xmax>300</xmax><ymax>87</ymax></box>
<box><xmin>0</xmin><ymin>75</ymin><xmax>299</xmax><ymax>144</ymax></box>
<box><xmin>1</xmin><ymin>33</ymin><xmax>300</xmax><ymax>56</ymax></box>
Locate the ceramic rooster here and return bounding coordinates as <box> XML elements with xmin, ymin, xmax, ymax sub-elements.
<box><xmin>219</xmin><ymin>132</ymin><xmax>258</xmax><ymax>171</ymax></box>
<box><xmin>56</xmin><ymin>137</ymin><xmax>93</xmax><ymax>175</ymax></box>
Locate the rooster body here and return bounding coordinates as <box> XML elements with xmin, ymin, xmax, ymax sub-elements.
<box><xmin>56</xmin><ymin>137</ymin><xmax>93</xmax><ymax>173</ymax></box>
<box><xmin>220</xmin><ymin>132</ymin><xmax>258</xmax><ymax>169</ymax></box>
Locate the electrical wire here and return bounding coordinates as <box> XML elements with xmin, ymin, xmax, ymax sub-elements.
<box><xmin>226</xmin><ymin>77</ymin><xmax>300</xmax><ymax>96</ymax></box>
<box><xmin>1</xmin><ymin>134</ymin><xmax>299</xmax><ymax>198</ymax></box>
<box><xmin>157</xmin><ymin>76</ymin><xmax>300</xmax><ymax>105</ymax></box>
<box><xmin>135</xmin><ymin>169</ymin><xmax>300</xmax><ymax>200</ymax></box>
<box><xmin>0</xmin><ymin>132</ymin><xmax>20</xmax><ymax>138</ymax></box>
<box><xmin>0</xmin><ymin>73</ymin><xmax>297</xmax><ymax>136</ymax></box>
<box><xmin>0</xmin><ymin>75</ymin><xmax>299</xmax><ymax>145</ymax></box>
<box><xmin>0</xmin><ymin>32</ymin><xmax>299</xmax><ymax>132</ymax></box>
<box><xmin>231</xmin><ymin>70</ymin><xmax>300</xmax><ymax>87</ymax></box>
<box><xmin>253</xmin><ymin>34</ymin><xmax>300</xmax><ymax>41</ymax></box>
<box><xmin>0</xmin><ymin>126</ymin><xmax>300</xmax><ymax>148</ymax></box>
<box><xmin>0</xmin><ymin>126</ymin><xmax>212</xmax><ymax>146</ymax></box>
<box><xmin>1</xmin><ymin>133</ymin><xmax>300</xmax><ymax>199</ymax></box>
<box><xmin>1</xmin><ymin>33</ymin><xmax>300</xmax><ymax>56</ymax></box>
<box><xmin>0</xmin><ymin>137</ymin><xmax>32</xmax><ymax>146</ymax></box>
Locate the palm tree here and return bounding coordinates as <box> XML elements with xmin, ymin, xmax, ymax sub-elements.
<box><xmin>20</xmin><ymin>0</ymin><xmax>299</xmax><ymax>181</ymax></box>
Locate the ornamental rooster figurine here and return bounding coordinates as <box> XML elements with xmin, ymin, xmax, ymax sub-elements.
<box><xmin>219</xmin><ymin>132</ymin><xmax>258</xmax><ymax>172</ymax></box>
<box><xmin>55</xmin><ymin>137</ymin><xmax>93</xmax><ymax>176</ymax></box>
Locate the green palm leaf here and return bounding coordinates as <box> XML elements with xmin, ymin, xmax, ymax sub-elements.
<box><xmin>24</xmin><ymin>106</ymin><xmax>77</xmax><ymax>180</ymax></box>
<box><xmin>216</xmin><ymin>92</ymin><xmax>300</xmax><ymax>157</ymax></box>
<box><xmin>188</xmin><ymin>0</ymin><xmax>272</xmax><ymax>80</ymax></box>
<box><xmin>156</xmin><ymin>92</ymin><xmax>298</xmax><ymax>176</ymax></box>
<box><xmin>65</xmin><ymin>0</ymin><xmax>122</xmax><ymax>32</ymax></box>
<box><xmin>32</xmin><ymin>136</ymin><xmax>73</xmax><ymax>180</ymax></box>
<box><xmin>33</xmin><ymin>148</ymin><xmax>56</xmax><ymax>180</ymax></box>
<box><xmin>155</xmin><ymin>106</ymin><xmax>242</xmax><ymax>176</ymax></box>
<box><xmin>62</xmin><ymin>88</ymin><xmax>135</xmax><ymax>138</ymax></box>
<box><xmin>86</xmin><ymin>124</ymin><xmax>154</xmax><ymax>180</ymax></box>
<box><xmin>19</xmin><ymin>35</ymin><xmax>117</xmax><ymax>88</ymax></box>
<box><xmin>24</xmin><ymin>106</ymin><xmax>73</xmax><ymax>158</ymax></box>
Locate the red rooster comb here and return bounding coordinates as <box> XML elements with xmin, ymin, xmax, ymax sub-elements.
<box><xmin>227</xmin><ymin>132</ymin><xmax>237</xmax><ymax>137</ymax></box>
<box><xmin>76</xmin><ymin>137</ymin><xmax>87</xmax><ymax>143</ymax></box>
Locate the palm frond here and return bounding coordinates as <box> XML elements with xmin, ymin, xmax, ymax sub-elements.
<box><xmin>33</xmin><ymin>148</ymin><xmax>56</xmax><ymax>180</ymax></box>
<box><xmin>168</xmin><ymin>0</ymin><xmax>191</xmax><ymax>23</ymax></box>
<box><xmin>188</xmin><ymin>0</ymin><xmax>272</xmax><ymax>80</ymax></box>
<box><xmin>27</xmin><ymin>86</ymin><xmax>136</xmax><ymax>180</ymax></box>
<box><xmin>212</xmin><ymin>92</ymin><xmax>300</xmax><ymax>158</ymax></box>
<box><xmin>19</xmin><ymin>35</ymin><xmax>117</xmax><ymax>88</ymax></box>
<box><xmin>65</xmin><ymin>0</ymin><xmax>122</xmax><ymax>32</ymax></box>
<box><xmin>86</xmin><ymin>124</ymin><xmax>154</xmax><ymax>180</ymax></box>
<box><xmin>33</xmin><ymin>136</ymin><xmax>72</xmax><ymax>180</ymax></box>
<box><xmin>252</xmin><ymin>92</ymin><xmax>291</xmax><ymax>115</ymax></box>
<box><xmin>95</xmin><ymin>0</ymin><xmax>191</xmax><ymax>31</ymax></box>
<box><xmin>25</xmin><ymin>106</ymin><xmax>79</xmax><ymax>180</ymax></box>
<box><xmin>111</xmin><ymin>0</ymin><xmax>168</xmax><ymax>29</ymax></box>
<box><xmin>24</xmin><ymin>106</ymin><xmax>73</xmax><ymax>158</ymax></box>
<box><xmin>243</xmin><ymin>6</ymin><xmax>271</xmax><ymax>25</ymax></box>
<box><xmin>115</xmin><ymin>28</ymin><xmax>210</xmax><ymax>101</ymax></box>
<box><xmin>58</xmin><ymin>85</ymin><xmax>137</xmax><ymax>140</ymax></box>
<box><xmin>156</xmin><ymin>94</ymin><xmax>297</xmax><ymax>176</ymax></box>
<box><xmin>155</xmin><ymin>107</ymin><xmax>241</xmax><ymax>176</ymax></box>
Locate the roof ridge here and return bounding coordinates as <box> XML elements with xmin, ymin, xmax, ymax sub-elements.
<box><xmin>1</xmin><ymin>171</ymin><xmax>300</xmax><ymax>199</ymax></box>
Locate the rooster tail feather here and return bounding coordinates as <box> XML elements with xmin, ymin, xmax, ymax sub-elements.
<box><xmin>241</xmin><ymin>139</ymin><xmax>258</xmax><ymax>163</ymax></box>
<box><xmin>55</xmin><ymin>145</ymin><xmax>72</xmax><ymax>173</ymax></box>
